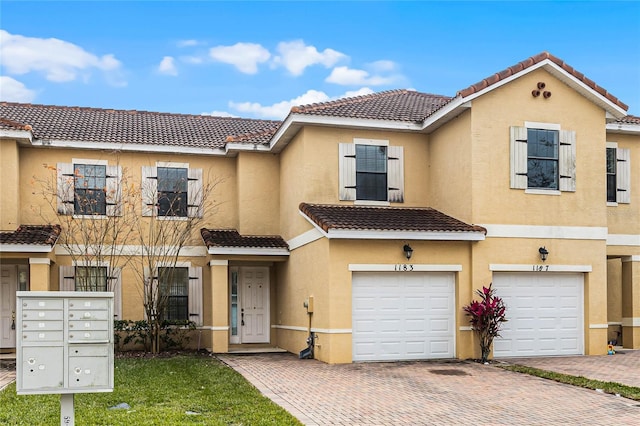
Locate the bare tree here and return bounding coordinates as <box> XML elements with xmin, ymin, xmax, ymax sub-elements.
<box><xmin>33</xmin><ymin>157</ymin><xmax>220</xmax><ymax>354</ymax></box>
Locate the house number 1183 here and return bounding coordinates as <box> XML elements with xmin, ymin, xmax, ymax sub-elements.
<box><xmin>395</xmin><ymin>264</ymin><xmax>414</xmax><ymax>271</ymax></box>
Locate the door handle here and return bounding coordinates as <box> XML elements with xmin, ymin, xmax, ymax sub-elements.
<box><xmin>11</xmin><ymin>310</ymin><xmax>15</xmax><ymax>330</ymax></box>
<box><xmin>241</xmin><ymin>311</ymin><xmax>245</xmax><ymax>326</ymax></box>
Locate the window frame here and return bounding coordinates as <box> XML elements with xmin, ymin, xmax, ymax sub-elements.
<box><xmin>141</xmin><ymin>162</ymin><xmax>203</xmax><ymax>218</ymax></box>
<box><xmin>606</xmin><ymin>141</ymin><xmax>631</xmax><ymax>205</ymax></box>
<box><xmin>57</xmin><ymin>159</ymin><xmax>121</xmax><ymax>217</ymax></box>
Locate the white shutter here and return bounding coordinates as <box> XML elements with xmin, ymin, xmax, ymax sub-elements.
<box><xmin>106</xmin><ymin>165</ymin><xmax>122</xmax><ymax>216</ymax></box>
<box><xmin>617</xmin><ymin>148</ymin><xmax>631</xmax><ymax>204</ymax></box>
<box><xmin>188</xmin><ymin>266</ymin><xmax>203</xmax><ymax>326</ymax></box>
<box><xmin>59</xmin><ymin>266</ymin><xmax>75</xmax><ymax>291</ymax></box>
<box><xmin>187</xmin><ymin>168</ymin><xmax>203</xmax><ymax>218</ymax></box>
<box><xmin>559</xmin><ymin>130</ymin><xmax>576</xmax><ymax>192</ymax></box>
<box><xmin>387</xmin><ymin>145</ymin><xmax>404</xmax><ymax>203</ymax></box>
<box><xmin>110</xmin><ymin>267</ymin><xmax>123</xmax><ymax>320</ymax></box>
<box><xmin>57</xmin><ymin>162</ymin><xmax>75</xmax><ymax>215</ymax></box>
<box><xmin>141</xmin><ymin>166</ymin><xmax>157</xmax><ymax>217</ymax></box>
<box><xmin>510</xmin><ymin>127</ymin><xmax>528</xmax><ymax>189</ymax></box>
<box><xmin>339</xmin><ymin>143</ymin><xmax>356</xmax><ymax>200</ymax></box>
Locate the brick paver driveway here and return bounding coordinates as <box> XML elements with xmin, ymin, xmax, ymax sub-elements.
<box><xmin>219</xmin><ymin>353</ymin><xmax>640</xmax><ymax>426</ymax></box>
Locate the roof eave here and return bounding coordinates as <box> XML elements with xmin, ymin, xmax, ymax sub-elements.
<box><xmin>207</xmin><ymin>247</ymin><xmax>290</xmax><ymax>256</ymax></box>
<box><xmin>0</xmin><ymin>244</ymin><xmax>55</xmax><ymax>253</ymax></box>
<box><xmin>325</xmin><ymin>229</ymin><xmax>486</xmax><ymax>241</ymax></box>
<box><xmin>28</xmin><ymin>138</ymin><xmax>228</xmax><ymax>156</ymax></box>
<box><xmin>269</xmin><ymin>113</ymin><xmax>423</xmax><ymax>153</ymax></box>
<box><xmin>0</xmin><ymin>128</ymin><xmax>33</xmax><ymax>142</ymax></box>
<box><xmin>606</xmin><ymin>122</ymin><xmax>640</xmax><ymax>135</ymax></box>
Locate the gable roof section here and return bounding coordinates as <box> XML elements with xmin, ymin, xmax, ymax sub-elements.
<box><xmin>0</xmin><ymin>102</ymin><xmax>280</xmax><ymax>154</ymax></box>
<box><xmin>0</xmin><ymin>224</ymin><xmax>61</xmax><ymax>252</ymax></box>
<box><xmin>200</xmin><ymin>229</ymin><xmax>289</xmax><ymax>256</ymax></box>
<box><xmin>299</xmin><ymin>203</ymin><xmax>486</xmax><ymax>241</ymax></box>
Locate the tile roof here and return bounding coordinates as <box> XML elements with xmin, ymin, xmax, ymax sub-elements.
<box><xmin>457</xmin><ymin>51</ymin><xmax>629</xmax><ymax>111</ymax></box>
<box><xmin>290</xmin><ymin>89</ymin><xmax>453</xmax><ymax>122</ymax></box>
<box><xmin>0</xmin><ymin>102</ymin><xmax>281</xmax><ymax>149</ymax></box>
<box><xmin>200</xmin><ymin>229</ymin><xmax>289</xmax><ymax>250</ymax></box>
<box><xmin>299</xmin><ymin>203</ymin><xmax>487</xmax><ymax>234</ymax></box>
<box><xmin>0</xmin><ymin>225</ymin><xmax>61</xmax><ymax>246</ymax></box>
<box><xmin>616</xmin><ymin>114</ymin><xmax>640</xmax><ymax>124</ymax></box>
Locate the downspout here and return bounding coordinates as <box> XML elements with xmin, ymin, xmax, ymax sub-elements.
<box><xmin>299</xmin><ymin>296</ymin><xmax>315</xmax><ymax>359</ymax></box>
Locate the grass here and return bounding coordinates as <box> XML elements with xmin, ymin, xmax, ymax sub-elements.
<box><xmin>0</xmin><ymin>354</ymin><xmax>302</xmax><ymax>425</ymax></box>
<box><xmin>500</xmin><ymin>364</ymin><xmax>640</xmax><ymax>402</ymax></box>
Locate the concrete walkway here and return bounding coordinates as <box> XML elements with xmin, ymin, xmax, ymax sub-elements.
<box><xmin>219</xmin><ymin>353</ymin><xmax>640</xmax><ymax>425</ymax></box>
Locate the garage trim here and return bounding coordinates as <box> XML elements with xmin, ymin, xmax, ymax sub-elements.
<box><xmin>490</xmin><ymin>264</ymin><xmax>592</xmax><ymax>272</ymax></box>
<box><xmin>349</xmin><ymin>264</ymin><xmax>462</xmax><ymax>272</ymax></box>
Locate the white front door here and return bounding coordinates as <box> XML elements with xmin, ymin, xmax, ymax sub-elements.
<box><xmin>240</xmin><ymin>267</ymin><xmax>270</xmax><ymax>343</ymax></box>
<box><xmin>0</xmin><ymin>265</ymin><xmax>17</xmax><ymax>349</ymax></box>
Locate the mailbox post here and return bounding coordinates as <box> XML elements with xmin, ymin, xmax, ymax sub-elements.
<box><xmin>16</xmin><ymin>291</ymin><xmax>114</xmax><ymax>425</ymax></box>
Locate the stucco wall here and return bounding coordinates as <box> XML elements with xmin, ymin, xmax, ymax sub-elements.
<box><xmin>0</xmin><ymin>139</ymin><xmax>20</xmax><ymax>229</ymax></box>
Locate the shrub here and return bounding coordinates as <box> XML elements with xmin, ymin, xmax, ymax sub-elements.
<box><xmin>463</xmin><ymin>284</ymin><xmax>507</xmax><ymax>363</ymax></box>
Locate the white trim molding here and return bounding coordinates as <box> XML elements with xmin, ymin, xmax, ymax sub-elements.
<box><xmin>1</xmin><ymin>244</ymin><xmax>55</xmax><ymax>253</ymax></box>
<box><xmin>349</xmin><ymin>264</ymin><xmax>462</xmax><ymax>272</ymax></box>
<box><xmin>199</xmin><ymin>326</ymin><xmax>230</xmax><ymax>331</ymax></box>
<box><xmin>29</xmin><ymin>258</ymin><xmax>51</xmax><ymax>265</ymax></box>
<box><xmin>207</xmin><ymin>247</ymin><xmax>289</xmax><ymax>256</ymax></box>
<box><xmin>588</xmin><ymin>324</ymin><xmax>609</xmax><ymax>329</ymax></box>
<box><xmin>481</xmin><ymin>224</ymin><xmax>608</xmax><ymax>240</ymax></box>
<box><xmin>608</xmin><ymin>235</ymin><xmax>640</xmax><ymax>246</ymax></box>
<box><xmin>490</xmin><ymin>264</ymin><xmax>592</xmax><ymax>273</ymax></box>
<box><xmin>288</xmin><ymin>228</ymin><xmax>323</xmax><ymax>250</ymax></box>
<box><xmin>209</xmin><ymin>260</ymin><xmax>229</xmax><ymax>266</ymax></box>
<box><xmin>459</xmin><ymin>326</ymin><xmax>473</xmax><ymax>331</ymax></box>
<box><xmin>622</xmin><ymin>317</ymin><xmax>640</xmax><ymax>327</ymax></box>
<box><xmin>55</xmin><ymin>244</ymin><xmax>208</xmax><ymax>257</ymax></box>
<box><xmin>272</xmin><ymin>325</ymin><xmax>352</xmax><ymax>334</ymax></box>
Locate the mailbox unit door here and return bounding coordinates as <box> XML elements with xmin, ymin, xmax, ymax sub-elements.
<box><xmin>21</xmin><ymin>346</ymin><xmax>64</xmax><ymax>391</ymax></box>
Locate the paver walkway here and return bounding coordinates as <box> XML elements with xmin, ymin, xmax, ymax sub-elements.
<box><xmin>220</xmin><ymin>353</ymin><xmax>640</xmax><ymax>426</ymax></box>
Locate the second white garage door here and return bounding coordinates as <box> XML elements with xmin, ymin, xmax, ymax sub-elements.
<box><xmin>352</xmin><ymin>272</ymin><xmax>455</xmax><ymax>362</ymax></box>
<box><xmin>492</xmin><ymin>272</ymin><xmax>584</xmax><ymax>358</ymax></box>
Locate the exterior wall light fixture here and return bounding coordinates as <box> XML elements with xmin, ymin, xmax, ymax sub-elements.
<box><xmin>539</xmin><ymin>246</ymin><xmax>549</xmax><ymax>262</ymax></box>
<box><xmin>403</xmin><ymin>244</ymin><xmax>413</xmax><ymax>260</ymax></box>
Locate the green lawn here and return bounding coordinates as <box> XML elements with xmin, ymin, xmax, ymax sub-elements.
<box><xmin>0</xmin><ymin>354</ymin><xmax>302</xmax><ymax>425</ymax></box>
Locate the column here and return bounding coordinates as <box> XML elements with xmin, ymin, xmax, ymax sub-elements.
<box><xmin>621</xmin><ymin>256</ymin><xmax>640</xmax><ymax>348</ymax></box>
<box><xmin>29</xmin><ymin>258</ymin><xmax>51</xmax><ymax>291</ymax></box>
<box><xmin>209</xmin><ymin>260</ymin><xmax>229</xmax><ymax>353</ymax></box>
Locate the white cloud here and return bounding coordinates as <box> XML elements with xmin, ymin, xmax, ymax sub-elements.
<box><xmin>0</xmin><ymin>30</ymin><xmax>125</xmax><ymax>86</ymax></box>
<box><xmin>273</xmin><ymin>40</ymin><xmax>346</xmax><ymax>76</ymax></box>
<box><xmin>201</xmin><ymin>110</ymin><xmax>238</xmax><ymax>118</ymax></box>
<box><xmin>158</xmin><ymin>56</ymin><xmax>178</xmax><ymax>76</ymax></box>
<box><xmin>325</xmin><ymin>66</ymin><xmax>398</xmax><ymax>86</ymax></box>
<box><xmin>209</xmin><ymin>42</ymin><xmax>270</xmax><ymax>74</ymax></box>
<box><xmin>177</xmin><ymin>39</ymin><xmax>199</xmax><ymax>47</ymax></box>
<box><xmin>368</xmin><ymin>60</ymin><xmax>397</xmax><ymax>73</ymax></box>
<box><xmin>229</xmin><ymin>88</ymin><xmax>375</xmax><ymax>120</ymax></box>
<box><xmin>0</xmin><ymin>76</ymin><xmax>37</xmax><ymax>102</ymax></box>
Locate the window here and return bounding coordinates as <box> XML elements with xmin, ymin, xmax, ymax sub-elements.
<box><xmin>75</xmin><ymin>266</ymin><xmax>107</xmax><ymax>291</ymax></box>
<box><xmin>145</xmin><ymin>266</ymin><xmax>203</xmax><ymax>325</ymax></box>
<box><xmin>141</xmin><ymin>163</ymin><xmax>203</xmax><ymax>217</ymax></box>
<box><xmin>57</xmin><ymin>160</ymin><xmax>121</xmax><ymax>216</ymax></box>
<box><xmin>510</xmin><ymin>125</ymin><xmax>575</xmax><ymax>192</ymax></box>
<box><xmin>74</xmin><ymin>164</ymin><xmax>107</xmax><ymax>215</ymax></box>
<box><xmin>606</xmin><ymin>143</ymin><xmax>631</xmax><ymax>204</ymax></box>
<box><xmin>157</xmin><ymin>167</ymin><xmax>188</xmax><ymax>216</ymax></box>
<box><xmin>339</xmin><ymin>139</ymin><xmax>404</xmax><ymax>203</ymax></box>
<box><xmin>527</xmin><ymin>129</ymin><xmax>559</xmax><ymax>190</ymax></box>
<box><xmin>159</xmin><ymin>267</ymin><xmax>189</xmax><ymax>321</ymax></box>
<box><xmin>59</xmin><ymin>265</ymin><xmax>122</xmax><ymax>319</ymax></box>
<box><xmin>606</xmin><ymin>147</ymin><xmax>617</xmax><ymax>202</ymax></box>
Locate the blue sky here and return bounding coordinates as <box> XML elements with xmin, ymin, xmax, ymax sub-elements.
<box><xmin>1</xmin><ymin>1</ymin><xmax>639</xmax><ymax>119</ymax></box>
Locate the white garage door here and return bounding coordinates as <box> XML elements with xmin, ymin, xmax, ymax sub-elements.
<box><xmin>352</xmin><ymin>272</ymin><xmax>455</xmax><ymax>362</ymax></box>
<box><xmin>492</xmin><ymin>272</ymin><xmax>584</xmax><ymax>358</ymax></box>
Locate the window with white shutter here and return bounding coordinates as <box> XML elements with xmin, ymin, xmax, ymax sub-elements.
<box><xmin>57</xmin><ymin>161</ymin><xmax>122</xmax><ymax>216</ymax></box>
<box><xmin>607</xmin><ymin>143</ymin><xmax>631</xmax><ymax>204</ymax></box>
<box><xmin>141</xmin><ymin>163</ymin><xmax>203</xmax><ymax>217</ymax></box>
<box><xmin>339</xmin><ymin>139</ymin><xmax>404</xmax><ymax>203</ymax></box>
<box><xmin>510</xmin><ymin>125</ymin><xmax>576</xmax><ymax>193</ymax></box>
<box><xmin>59</xmin><ymin>265</ymin><xmax>122</xmax><ymax>319</ymax></box>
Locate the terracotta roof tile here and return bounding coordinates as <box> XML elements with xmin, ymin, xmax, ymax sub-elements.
<box><xmin>0</xmin><ymin>225</ymin><xmax>61</xmax><ymax>246</ymax></box>
<box><xmin>0</xmin><ymin>102</ymin><xmax>281</xmax><ymax>149</ymax></box>
<box><xmin>456</xmin><ymin>51</ymin><xmax>628</xmax><ymax>111</ymax></box>
<box><xmin>299</xmin><ymin>203</ymin><xmax>486</xmax><ymax>235</ymax></box>
<box><xmin>290</xmin><ymin>89</ymin><xmax>453</xmax><ymax>122</ymax></box>
<box><xmin>200</xmin><ymin>229</ymin><xmax>289</xmax><ymax>250</ymax></box>
<box><xmin>615</xmin><ymin>114</ymin><xmax>640</xmax><ymax>124</ymax></box>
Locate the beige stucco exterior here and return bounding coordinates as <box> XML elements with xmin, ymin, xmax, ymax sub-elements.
<box><xmin>1</xmin><ymin>56</ymin><xmax>639</xmax><ymax>362</ymax></box>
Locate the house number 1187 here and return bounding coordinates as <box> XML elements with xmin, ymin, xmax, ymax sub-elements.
<box><xmin>532</xmin><ymin>265</ymin><xmax>550</xmax><ymax>272</ymax></box>
<box><xmin>395</xmin><ymin>264</ymin><xmax>414</xmax><ymax>271</ymax></box>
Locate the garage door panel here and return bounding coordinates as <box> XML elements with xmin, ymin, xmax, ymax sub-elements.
<box><xmin>493</xmin><ymin>272</ymin><xmax>583</xmax><ymax>358</ymax></box>
<box><xmin>352</xmin><ymin>272</ymin><xmax>455</xmax><ymax>362</ymax></box>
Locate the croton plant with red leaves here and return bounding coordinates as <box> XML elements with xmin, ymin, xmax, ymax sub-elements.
<box><xmin>463</xmin><ymin>284</ymin><xmax>507</xmax><ymax>363</ymax></box>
